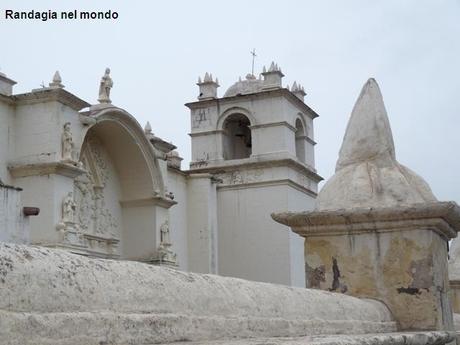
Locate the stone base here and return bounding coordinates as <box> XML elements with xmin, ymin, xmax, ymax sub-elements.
<box><xmin>272</xmin><ymin>202</ymin><xmax>460</xmax><ymax>331</ymax></box>
<box><xmin>0</xmin><ymin>242</ymin><xmax>397</xmax><ymax>344</ymax></box>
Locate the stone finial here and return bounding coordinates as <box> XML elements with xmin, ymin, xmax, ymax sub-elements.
<box><xmin>166</xmin><ymin>150</ymin><xmax>183</xmax><ymax>169</ymax></box>
<box><xmin>262</xmin><ymin>61</ymin><xmax>284</xmax><ymax>90</ymax></box>
<box><xmin>144</xmin><ymin>121</ymin><xmax>153</xmax><ymax>135</ymax></box>
<box><xmin>291</xmin><ymin>81</ymin><xmax>306</xmax><ymax>101</ymax></box>
<box><xmin>272</xmin><ymin>78</ymin><xmax>460</xmax><ymax>332</ymax></box>
<box><xmin>336</xmin><ymin>78</ymin><xmax>395</xmax><ymax>171</ymax></box>
<box><xmin>98</xmin><ymin>67</ymin><xmax>113</xmax><ymax>104</ymax></box>
<box><xmin>49</xmin><ymin>71</ymin><xmax>64</xmax><ymax>89</ymax></box>
<box><xmin>316</xmin><ymin>78</ymin><xmax>437</xmax><ymax>211</ymax></box>
<box><xmin>197</xmin><ymin>72</ymin><xmax>219</xmax><ymax>101</ymax></box>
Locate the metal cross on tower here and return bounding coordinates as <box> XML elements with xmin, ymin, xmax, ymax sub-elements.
<box><xmin>250</xmin><ymin>48</ymin><xmax>257</xmax><ymax>76</ymax></box>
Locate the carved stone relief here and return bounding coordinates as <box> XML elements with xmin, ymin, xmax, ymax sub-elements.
<box><xmin>57</xmin><ymin>134</ymin><xmax>120</xmax><ymax>257</ymax></box>
<box><xmin>215</xmin><ymin>169</ymin><xmax>265</xmax><ymax>185</ymax></box>
<box><xmin>149</xmin><ymin>219</ymin><xmax>178</xmax><ymax>267</ymax></box>
<box><xmin>296</xmin><ymin>172</ymin><xmax>312</xmax><ymax>189</ymax></box>
<box><xmin>192</xmin><ymin>108</ymin><xmax>211</xmax><ymax>129</ymax></box>
<box><xmin>62</xmin><ymin>122</ymin><xmax>77</xmax><ymax>162</ymax></box>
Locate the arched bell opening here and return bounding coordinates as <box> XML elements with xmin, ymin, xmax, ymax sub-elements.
<box><xmin>222</xmin><ymin>114</ymin><xmax>252</xmax><ymax>160</ymax></box>
<box><xmin>295</xmin><ymin>118</ymin><xmax>306</xmax><ymax>163</ymax></box>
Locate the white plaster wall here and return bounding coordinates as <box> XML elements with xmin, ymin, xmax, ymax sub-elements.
<box><xmin>287</xmin><ymin>187</ymin><xmax>317</xmax><ymax>286</ymax></box>
<box><xmin>217</xmin><ymin>183</ymin><xmax>309</xmax><ymax>286</ymax></box>
<box><xmin>15</xmin><ymin>174</ymin><xmax>72</xmax><ymax>245</ymax></box>
<box><xmin>0</xmin><ymin>186</ymin><xmax>28</xmax><ymax>244</ymax></box>
<box><xmin>252</xmin><ymin>125</ymin><xmax>294</xmax><ymax>157</ymax></box>
<box><xmin>121</xmin><ymin>204</ymin><xmax>156</xmax><ymax>260</ymax></box>
<box><xmin>14</xmin><ymin>102</ymin><xmax>83</xmax><ymax>165</ymax></box>
<box><xmin>167</xmin><ymin>169</ymin><xmax>189</xmax><ymax>271</ymax></box>
<box><xmin>186</xmin><ymin>175</ymin><xmax>218</xmax><ymax>274</ymax></box>
<box><xmin>191</xmin><ymin>134</ymin><xmax>220</xmax><ymax>162</ymax></box>
<box><xmin>0</xmin><ymin>101</ymin><xmax>15</xmax><ymax>184</ymax></box>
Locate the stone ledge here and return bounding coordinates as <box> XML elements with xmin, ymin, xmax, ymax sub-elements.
<box><xmin>166</xmin><ymin>331</ymin><xmax>456</xmax><ymax>345</ymax></box>
<box><xmin>13</xmin><ymin>88</ymin><xmax>90</xmax><ymax>111</ymax></box>
<box><xmin>0</xmin><ymin>310</ymin><xmax>398</xmax><ymax>345</ymax></box>
<box><xmin>188</xmin><ymin>155</ymin><xmax>323</xmax><ymax>182</ymax></box>
<box><xmin>8</xmin><ymin>161</ymin><xmax>86</xmax><ymax>178</ymax></box>
<box><xmin>272</xmin><ymin>202</ymin><xmax>460</xmax><ymax>240</ymax></box>
<box><xmin>185</xmin><ymin>88</ymin><xmax>319</xmax><ymax>119</ymax></box>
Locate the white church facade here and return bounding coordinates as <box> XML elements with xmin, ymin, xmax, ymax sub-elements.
<box><xmin>0</xmin><ymin>64</ymin><xmax>321</xmax><ymax>287</ymax></box>
<box><xmin>3</xmin><ymin>65</ymin><xmax>460</xmax><ymax>344</ymax></box>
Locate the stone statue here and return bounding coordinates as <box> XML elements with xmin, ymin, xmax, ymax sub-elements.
<box><xmin>62</xmin><ymin>122</ymin><xmax>74</xmax><ymax>161</ymax></box>
<box><xmin>98</xmin><ymin>68</ymin><xmax>113</xmax><ymax>104</ymax></box>
<box><xmin>160</xmin><ymin>220</ymin><xmax>170</xmax><ymax>244</ymax></box>
<box><xmin>62</xmin><ymin>192</ymin><xmax>76</xmax><ymax>223</ymax></box>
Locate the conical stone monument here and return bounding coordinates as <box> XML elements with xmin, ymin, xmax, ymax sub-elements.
<box><xmin>273</xmin><ymin>78</ymin><xmax>460</xmax><ymax>331</ymax></box>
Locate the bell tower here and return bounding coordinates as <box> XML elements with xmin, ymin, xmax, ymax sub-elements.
<box><xmin>185</xmin><ymin>63</ymin><xmax>322</xmax><ymax>286</ymax></box>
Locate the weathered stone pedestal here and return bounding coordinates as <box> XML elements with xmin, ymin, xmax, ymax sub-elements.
<box><xmin>448</xmin><ymin>234</ymin><xmax>460</xmax><ymax>315</ymax></box>
<box><xmin>273</xmin><ymin>78</ymin><xmax>460</xmax><ymax>333</ymax></box>
<box><xmin>273</xmin><ymin>202</ymin><xmax>460</xmax><ymax>331</ymax></box>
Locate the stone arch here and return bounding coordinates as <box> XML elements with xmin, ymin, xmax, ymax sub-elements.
<box><xmin>217</xmin><ymin>107</ymin><xmax>255</xmax><ymax>160</ymax></box>
<box><xmin>222</xmin><ymin>113</ymin><xmax>252</xmax><ymax>160</ymax></box>
<box><xmin>216</xmin><ymin>107</ymin><xmax>256</xmax><ymax>130</ymax></box>
<box><xmin>75</xmin><ymin>107</ymin><xmax>168</xmax><ymax>260</ymax></box>
<box><xmin>81</xmin><ymin>108</ymin><xmax>164</xmax><ymax>197</ymax></box>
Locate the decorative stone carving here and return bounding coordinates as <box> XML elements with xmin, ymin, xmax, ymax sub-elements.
<box><xmin>75</xmin><ymin>138</ymin><xmax>118</xmax><ymax>239</ymax></box>
<box><xmin>56</xmin><ymin>192</ymin><xmax>87</xmax><ymax>248</ymax></box>
<box><xmin>58</xmin><ymin>135</ymin><xmax>120</xmax><ymax>257</ymax></box>
<box><xmin>48</xmin><ymin>71</ymin><xmax>64</xmax><ymax>89</ymax></box>
<box><xmin>166</xmin><ymin>150</ymin><xmax>183</xmax><ymax>169</ymax></box>
<box><xmin>62</xmin><ymin>122</ymin><xmax>75</xmax><ymax>162</ymax></box>
<box><xmin>192</xmin><ymin>108</ymin><xmax>210</xmax><ymax>128</ymax></box>
<box><xmin>230</xmin><ymin>171</ymin><xmax>243</xmax><ymax>184</ymax></box>
<box><xmin>216</xmin><ymin>169</ymin><xmax>264</xmax><ymax>185</ymax></box>
<box><xmin>98</xmin><ymin>68</ymin><xmax>113</xmax><ymax>104</ymax></box>
<box><xmin>149</xmin><ymin>219</ymin><xmax>178</xmax><ymax>267</ymax></box>
<box><xmin>160</xmin><ymin>220</ymin><xmax>171</xmax><ymax>245</ymax></box>
<box><xmin>62</xmin><ymin>192</ymin><xmax>76</xmax><ymax>223</ymax></box>
<box><xmin>49</xmin><ymin>71</ymin><xmax>64</xmax><ymax>89</ymax></box>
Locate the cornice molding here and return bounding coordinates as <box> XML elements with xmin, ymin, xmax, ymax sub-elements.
<box><xmin>13</xmin><ymin>88</ymin><xmax>90</xmax><ymax>111</ymax></box>
<box><xmin>272</xmin><ymin>201</ymin><xmax>460</xmax><ymax>241</ymax></box>
<box><xmin>185</xmin><ymin>88</ymin><xmax>319</xmax><ymax>120</ymax></box>
<box><xmin>8</xmin><ymin>161</ymin><xmax>86</xmax><ymax>178</ymax></box>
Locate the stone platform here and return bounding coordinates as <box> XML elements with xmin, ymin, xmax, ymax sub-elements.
<box><xmin>0</xmin><ymin>242</ymin><xmax>399</xmax><ymax>345</ymax></box>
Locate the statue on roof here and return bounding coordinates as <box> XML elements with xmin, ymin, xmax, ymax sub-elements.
<box><xmin>98</xmin><ymin>68</ymin><xmax>113</xmax><ymax>104</ymax></box>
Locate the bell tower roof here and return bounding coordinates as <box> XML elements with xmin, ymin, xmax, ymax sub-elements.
<box><xmin>223</xmin><ymin>74</ymin><xmax>264</xmax><ymax>97</ymax></box>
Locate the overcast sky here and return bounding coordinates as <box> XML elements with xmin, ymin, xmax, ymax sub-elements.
<box><xmin>2</xmin><ymin>0</ymin><xmax>459</xmax><ymax>203</ymax></box>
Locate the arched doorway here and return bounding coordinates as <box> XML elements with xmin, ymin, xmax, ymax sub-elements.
<box><xmin>222</xmin><ymin>114</ymin><xmax>252</xmax><ymax>160</ymax></box>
